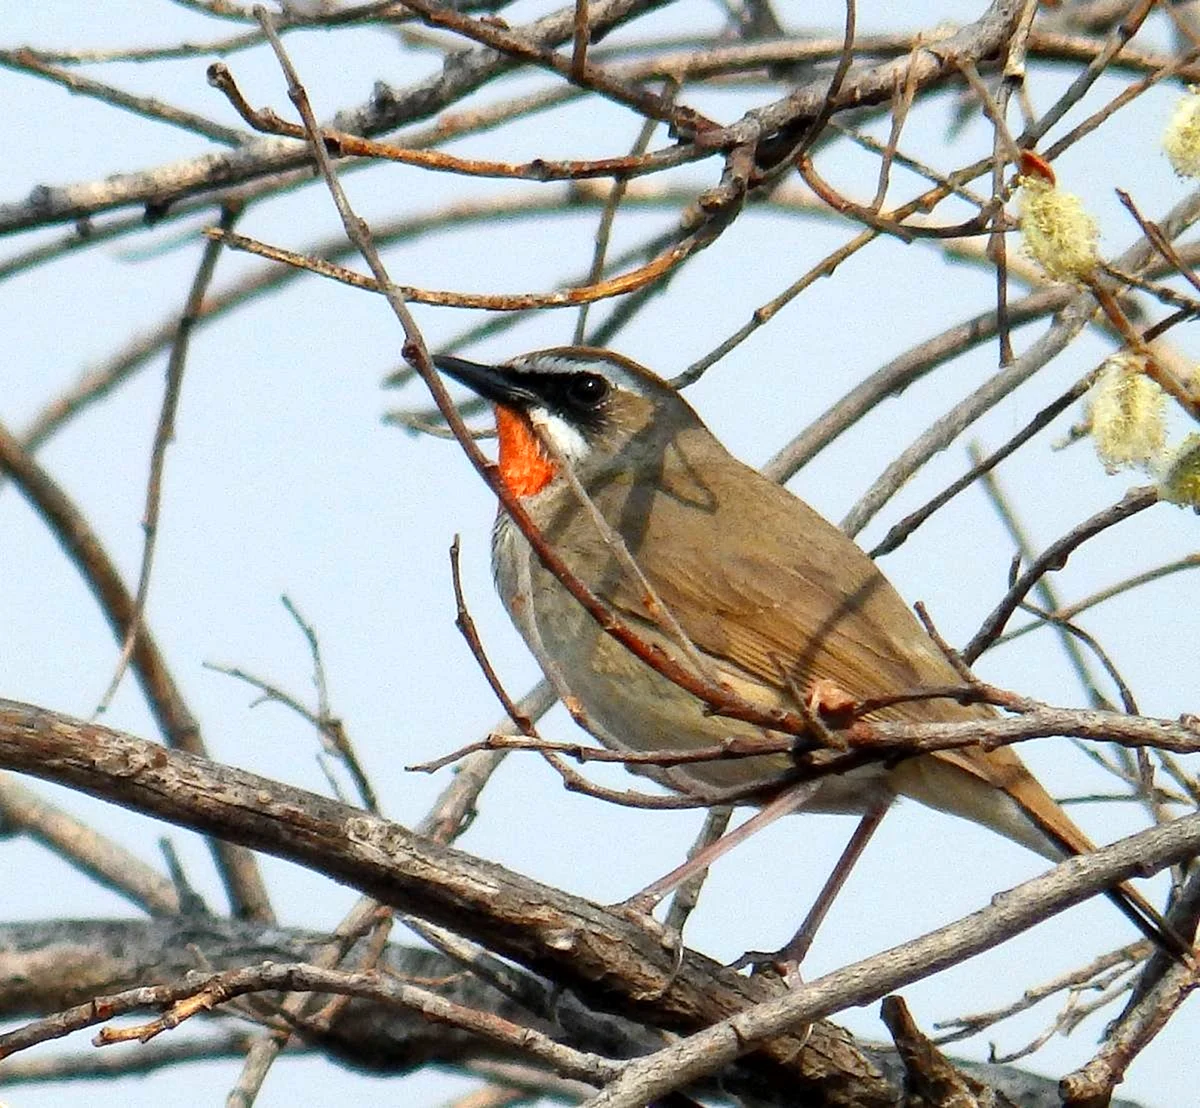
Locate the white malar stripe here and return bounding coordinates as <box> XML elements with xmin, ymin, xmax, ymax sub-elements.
<box><xmin>528</xmin><ymin>407</ymin><xmax>589</xmax><ymax>464</ymax></box>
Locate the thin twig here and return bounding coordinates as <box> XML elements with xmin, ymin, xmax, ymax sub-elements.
<box><xmin>573</xmin><ymin>97</ymin><xmax>670</xmax><ymax>344</ymax></box>
<box><xmin>209</xmin><ymin>224</ymin><xmax>725</xmax><ymax>311</ymax></box>
<box><xmin>96</xmin><ymin>204</ymin><xmax>241</xmax><ymax>718</ymax></box>
<box><xmin>449</xmin><ymin>537</ymin><xmax>533</xmax><ymax>734</ymax></box>
<box><xmin>998</xmin><ymin>555</ymin><xmax>1200</xmax><ymax>643</ymax></box>
<box><xmin>968</xmin><ymin>440</ymin><xmax>1109</xmax><ymax>707</ymax></box>
<box><xmin>0</xmin><ymin>775</ymin><xmax>182</xmax><ymax>915</ymax></box>
<box><xmin>933</xmin><ymin>940</ymin><xmax>1149</xmax><ymax>1045</ymax></box>
<box><xmin>0</xmin><ymin>48</ymin><xmax>250</xmax><ymax>144</ymax></box>
<box><xmin>964</xmin><ymin>487</ymin><xmax>1160</xmax><ymax>664</ymax></box>
<box><xmin>206</xmin><ymin>599</ymin><xmax>380</xmax><ymax>813</ymax></box>
<box><xmin>207</xmin><ymin>60</ymin><xmax>701</xmax><ymax>182</ymax></box>
<box><xmin>868</xmin><ymin>374</ymin><xmax>1094</xmax><ymax>558</ymax></box>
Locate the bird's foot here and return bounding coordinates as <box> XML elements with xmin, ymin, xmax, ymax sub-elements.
<box><xmin>612</xmin><ymin>892</ymin><xmax>679</xmax><ymax>949</ymax></box>
<box><xmin>610</xmin><ymin>897</ymin><xmax>685</xmax><ymax>999</ymax></box>
<box><xmin>616</xmin><ymin>889</ymin><xmax>661</xmax><ymax>919</ymax></box>
<box><xmin>730</xmin><ymin>942</ymin><xmax>810</xmax><ymax>984</ymax></box>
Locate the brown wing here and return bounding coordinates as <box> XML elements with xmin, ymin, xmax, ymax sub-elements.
<box><xmin>569</xmin><ymin>423</ymin><xmax>1174</xmax><ymax>949</ymax></box>
<box><xmin>591</xmin><ymin>429</ymin><xmax>1100</xmax><ymax>854</ymax></box>
<box><xmin>604</xmin><ymin>434</ymin><xmax>974</xmax><ymax>725</ymax></box>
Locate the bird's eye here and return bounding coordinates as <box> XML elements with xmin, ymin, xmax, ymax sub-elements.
<box><xmin>565</xmin><ymin>373</ymin><xmax>609</xmax><ymax>409</ymax></box>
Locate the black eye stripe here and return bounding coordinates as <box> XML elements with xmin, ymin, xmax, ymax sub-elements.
<box><xmin>520</xmin><ymin>371</ymin><xmax>609</xmax><ymax>424</ymax></box>
<box><xmin>565</xmin><ymin>373</ymin><xmax>608</xmax><ymax>406</ymax></box>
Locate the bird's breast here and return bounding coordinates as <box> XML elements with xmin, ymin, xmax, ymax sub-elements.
<box><xmin>489</xmin><ymin>504</ymin><xmax>894</xmax><ymax>809</ymax></box>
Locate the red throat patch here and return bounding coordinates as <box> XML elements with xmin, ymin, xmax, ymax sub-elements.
<box><xmin>495</xmin><ymin>405</ymin><xmax>556</xmax><ymax>498</ymax></box>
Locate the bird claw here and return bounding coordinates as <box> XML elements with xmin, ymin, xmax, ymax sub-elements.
<box><xmin>613</xmin><ymin>890</ymin><xmax>659</xmax><ymax>919</ymax></box>
<box><xmin>612</xmin><ymin>894</ymin><xmax>683</xmax><ymax>956</ymax></box>
<box><xmin>609</xmin><ymin>898</ymin><xmax>685</xmax><ymax>999</ymax></box>
<box><xmin>729</xmin><ymin>947</ymin><xmax>807</xmax><ymax>985</ymax></box>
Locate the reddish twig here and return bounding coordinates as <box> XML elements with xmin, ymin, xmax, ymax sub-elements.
<box><xmin>449</xmin><ymin>536</ymin><xmax>533</xmax><ymax>735</ymax></box>
<box><xmin>207</xmin><ymin>60</ymin><xmax>702</xmax><ymax>181</ymax></box>
<box><xmin>572</xmin><ymin>0</ymin><xmax>589</xmax><ymax>78</ymax></box>
<box><xmin>208</xmin><ymin>225</ymin><xmax>724</xmax><ymax>311</ymax></box>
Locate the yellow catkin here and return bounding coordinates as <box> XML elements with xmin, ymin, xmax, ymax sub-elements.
<box><xmin>1159</xmin><ymin>433</ymin><xmax>1200</xmax><ymax>508</ymax></box>
<box><xmin>1089</xmin><ymin>356</ymin><xmax>1167</xmax><ymax>474</ymax></box>
<box><xmin>1164</xmin><ymin>90</ymin><xmax>1200</xmax><ymax>178</ymax></box>
<box><xmin>1018</xmin><ymin>176</ymin><xmax>1099</xmax><ymax>282</ymax></box>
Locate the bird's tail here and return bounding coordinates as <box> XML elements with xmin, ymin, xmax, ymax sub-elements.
<box><xmin>890</xmin><ymin>749</ymin><xmax>1191</xmax><ymax>959</ymax></box>
<box><xmin>1020</xmin><ymin>797</ymin><xmax>1191</xmax><ymax>962</ymax></box>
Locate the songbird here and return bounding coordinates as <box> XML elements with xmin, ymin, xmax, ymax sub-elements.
<box><xmin>433</xmin><ymin>346</ymin><xmax>1176</xmax><ymax>953</ymax></box>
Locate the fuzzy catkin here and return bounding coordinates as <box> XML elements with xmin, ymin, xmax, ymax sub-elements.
<box><xmin>1018</xmin><ymin>177</ymin><xmax>1099</xmax><ymax>283</ymax></box>
<box><xmin>1089</xmin><ymin>356</ymin><xmax>1166</xmax><ymax>474</ymax></box>
<box><xmin>1164</xmin><ymin>91</ymin><xmax>1200</xmax><ymax>178</ymax></box>
<box><xmin>1159</xmin><ymin>434</ymin><xmax>1200</xmax><ymax>508</ymax></box>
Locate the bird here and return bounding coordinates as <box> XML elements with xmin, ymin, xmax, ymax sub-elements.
<box><xmin>432</xmin><ymin>345</ymin><xmax>1178</xmax><ymax>955</ymax></box>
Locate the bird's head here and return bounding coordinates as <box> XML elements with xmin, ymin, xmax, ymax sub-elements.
<box><xmin>433</xmin><ymin>347</ymin><xmax>699</xmax><ymax>498</ymax></box>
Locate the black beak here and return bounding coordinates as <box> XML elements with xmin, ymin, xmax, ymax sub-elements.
<box><xmin>432</xmin><ymin>354</ymin><xmax>536</xmax><ymax>410</ymax></box>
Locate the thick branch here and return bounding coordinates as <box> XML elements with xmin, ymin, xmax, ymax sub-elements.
<box><xmin>0</xmin><ymin>918</ymin><xmax>1139</xmax><ymax>1107</ymax></box>
<box><xmin>2</xmin><ymin>699</ymin><xmax>1199</xmax><ymax>1104</ymax></box>
<box><xmin>0</xmin><ymin>698</ymin><xmax>889</xmax><ymax>1105</ymax></box>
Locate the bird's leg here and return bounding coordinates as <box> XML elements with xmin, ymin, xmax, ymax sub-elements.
<box><xmin>734</xmin><ymin>804</ymin><xmax>888</xmax><ymax>974</ymax></box>
<box><xmin>665</xmin><ymin>805</ymin><xmax>733</xmax><ymax>935</ymax></box>
<box><xmin>617</xmin><ymin>781</ymin><xmax>820</xmax><ymax>917</ymax></box>
<box><xmin>779</xmin><ymin>804</ymin><xmax>888</xmax><ymax>964</ymax></box>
